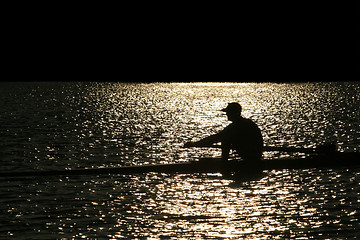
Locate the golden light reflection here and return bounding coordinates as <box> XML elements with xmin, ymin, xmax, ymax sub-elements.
<box><xmin>121</xmin><ymin>166</ymin><xmax>360</xmax><ymax>239</ymax></box>
<box><xmin>148</xmin><ymin>173</ymin><xmax>301</xmax><ymax>238</ymax></box>
<box><xmin>4</xmin><ymin>82</ymin><xmax>359</xmax><ymax>239</ymax></box>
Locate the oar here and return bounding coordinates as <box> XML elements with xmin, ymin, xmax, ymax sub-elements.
<box><xmin>263</xmin><ymin>146</ymin><xmax>317</xmax><ymax>153</ymax></box>
<box><xmin>185</xmin><ymin>143</ymin><xmax>336</xmax><ymax>153</ymax></box>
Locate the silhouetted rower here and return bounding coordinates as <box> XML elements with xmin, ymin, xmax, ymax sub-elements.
<box><xmin>185</xmin><ymin>102</ymin><xmax>263</xmax><ymax>172</ymax></box>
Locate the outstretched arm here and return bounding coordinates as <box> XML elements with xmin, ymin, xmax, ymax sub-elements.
<box><xmin>184</xmin><ymin>132</ymin><xmax>224</xmax><ymax>147</ymax></box>
<box><xmin>184</xmin><ymin>134</ymin><xmax>231</xmax><ymax>162</ymax></box>
<box><xmin>184</xmin><ymin>126</ymin><xmax>233</xmax><ymax>162</ymax></box>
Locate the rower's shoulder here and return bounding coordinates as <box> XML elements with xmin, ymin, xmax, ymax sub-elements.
<box><xmin>236</xmin><ymin>117</ymin><xmax>257</xmax><ymax>125</ymax></box>
<box><xmin>234</xmin><ymin>117</ymin><xmax>261</xmax><ymax>131</ymax></box>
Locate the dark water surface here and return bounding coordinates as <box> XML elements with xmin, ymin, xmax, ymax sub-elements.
<box><xmin>1</xmin><ymin>82</ymin><xmax>359</xmax><ymax>239</ymax></box>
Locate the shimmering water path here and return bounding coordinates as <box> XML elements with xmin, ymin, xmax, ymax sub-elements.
<box><xmin>1</xmin><ymin>82</ymin><xmax>359</xmax><ymax>239</ymax></box>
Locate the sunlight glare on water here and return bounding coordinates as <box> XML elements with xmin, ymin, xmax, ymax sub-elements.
<box><xmin>0</xmin><ymin>82</ymin><xmax>359</xmax><ymax>239</ymax></box>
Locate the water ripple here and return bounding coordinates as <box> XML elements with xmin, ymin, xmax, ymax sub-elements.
<box><xmin>0</xmin><ymin>82</ymin><xmax>359</xmax><ymax>239</ymax></box>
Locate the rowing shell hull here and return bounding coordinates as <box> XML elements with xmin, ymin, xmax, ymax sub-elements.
<box><xmin>2</xmin><ymin>152</ymin><xmax>360</xmax><ymax>178</ymax></box>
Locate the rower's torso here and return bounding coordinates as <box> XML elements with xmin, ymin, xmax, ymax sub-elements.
<box><xmin>221</xmin><ymin>118</ymin><xmax>263</xmax><ymax>159</ymax></box>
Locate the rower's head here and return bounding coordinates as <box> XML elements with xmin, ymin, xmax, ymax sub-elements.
<box><xmin>221</xmin><ymin>102</ymin><xmax>242</xmax><ymax>121</ymax></box>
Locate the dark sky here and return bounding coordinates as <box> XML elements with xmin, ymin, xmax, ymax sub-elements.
<box><xmin>5</xmin><ymin>2</ymin><xmax>359</xmax><ymax>82</ymax></box>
